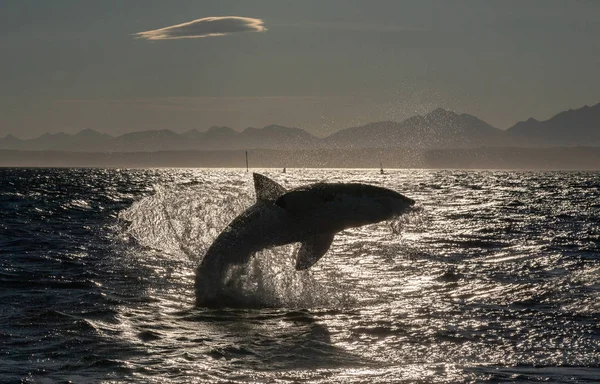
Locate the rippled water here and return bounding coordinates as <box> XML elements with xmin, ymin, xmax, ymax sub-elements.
<box><xmin>1</xmin><ymin>168</ymin><xmax>600</xmax><ymax>383</ymax></box>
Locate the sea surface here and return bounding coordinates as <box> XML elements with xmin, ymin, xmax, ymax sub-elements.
<box><xmin>1</xmin><ymin>168</ymin><xmax>600</xmax><ymax>383</ymax></box>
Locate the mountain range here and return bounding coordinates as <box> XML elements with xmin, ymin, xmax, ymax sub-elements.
<box><xmin>1</xmin><ymin>103</ymin><xmax>599</xmax><ymax>152</ymax></box>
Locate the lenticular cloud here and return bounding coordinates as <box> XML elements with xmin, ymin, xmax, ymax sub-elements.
<box><xmin>135</xmin><ymin>16</ymin><xmax>267</xmax><ymax>40</ymax></box>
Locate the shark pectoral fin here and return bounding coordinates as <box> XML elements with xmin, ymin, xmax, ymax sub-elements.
<box><xmin>253</xmin><ymin>173</ymin><xmax>287</xmax><ymax>202</ymax></box>
<box><xmin>295</xmin><ymin>233</ymin><xmax>335</xmax><ymax>270</ymax></box>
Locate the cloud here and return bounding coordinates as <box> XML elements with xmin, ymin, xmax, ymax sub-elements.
<box><xmin>134</xmin><ymin>16</ymin><xmax>267</xmax><ymax>40</ymax></box>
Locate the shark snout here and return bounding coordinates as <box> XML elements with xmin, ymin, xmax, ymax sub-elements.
<box><xmin>403</xmin><ymin>195</ymin><xmax>416</xmax><ymax>207</ymax></box>
<box><xmin>392</xmin><ymin>193</ymin><xmax>415</xmax><ymax>213</ymax></box>
<box><xmin>386</xmin><ymin>188</ymin><xmax>415</xmax><ymax>212</ymax></box>
<box><xmin>371</xmin><ymin>187</ymin><xmax>415</xmax><ymax>217</ymax></box>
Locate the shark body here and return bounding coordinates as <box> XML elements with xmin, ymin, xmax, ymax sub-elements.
<box><xmin>195</xmin><ymin>173</ymin><xmax>415</xmax><ymax>305</ymax></box>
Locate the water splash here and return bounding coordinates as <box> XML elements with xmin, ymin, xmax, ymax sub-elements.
<box><xmin>119</xmin><ymin>181</ymin><xmax>352</xmax><ymax>308</ymax></box>
<box><xmin>389</xmin><ymin>205</ymin><xmax>427</xmax><ymax>235</ymax></box>
<box><xmin>119</xmin><ymin>183</ymin><xmax>249</xmax><ymax>258</ymax></box>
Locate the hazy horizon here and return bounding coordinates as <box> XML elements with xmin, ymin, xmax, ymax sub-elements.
<box><xmin>2</xmin><ymin>1</ymin><xmax>599</xmax><ymax>139</ymax></box>
<box><xmin>2</xmin><ymin>102</ymin><xmax>598</xmax><ymax>140</ymax></box>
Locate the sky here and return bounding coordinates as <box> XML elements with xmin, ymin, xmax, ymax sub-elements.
<box><xmin>1</xmin><ymin>0</ymin><xmax>599</xmax><ymax>138</ymax></box>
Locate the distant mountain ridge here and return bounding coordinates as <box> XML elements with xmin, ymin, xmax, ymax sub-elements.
<box><xmin>507</xmin><ymin>103</ymin><xmax>600</xmax><ymax>146</ymax></box>
<box><xmin>324</xmin><ymin>108</ymin><xmax>505</xmax><ymax>148</ymax></box>
<box><xmin>2</xmin><ymin>103</ymin><xmax>599</xmax><ymax>152</ymax></box>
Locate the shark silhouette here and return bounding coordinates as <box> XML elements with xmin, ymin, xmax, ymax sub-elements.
<box><xmin>195</xmin><ymin>173</ymin><xmax>415</xmax><ymax>305</ymax></box>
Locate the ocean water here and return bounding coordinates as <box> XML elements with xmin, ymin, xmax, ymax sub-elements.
<box><xmin>1</xmin><ymin>168</ymin><xmax>599</xmax><ymax>383</ymax></box>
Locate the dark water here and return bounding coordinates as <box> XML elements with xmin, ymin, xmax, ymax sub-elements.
<box><xmin>1</xmin><ymin>168</ymin><xmax>599</xmax><ymax>383</ymax></box>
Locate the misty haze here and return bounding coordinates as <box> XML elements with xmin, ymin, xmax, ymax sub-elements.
<box><xmin>2</xmin><ymin>103</ymin><xmax>600</xmax><ymax>169</ymax></box>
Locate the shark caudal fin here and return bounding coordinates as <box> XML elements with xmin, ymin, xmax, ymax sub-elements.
<box><xmin>253</xmin><ymin>173</ymin><xmax>287</xmax><ymax>202</ymax></box>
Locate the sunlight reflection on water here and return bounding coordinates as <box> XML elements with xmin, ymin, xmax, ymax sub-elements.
<box><xmin>2</xmin><ymin>168</ymin><xmax>599</xmax><ymax>382</ymax></box>
<box><xmin>108</xmin><ymin>169</ymin><xmax>600</xmax><ymax>382</ymax></box>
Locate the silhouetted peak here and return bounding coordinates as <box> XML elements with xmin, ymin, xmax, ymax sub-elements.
<box><xmin>261</xmin><ymin>125</ymin><xmax>308</xmax><ymax>134</ymax></box>
<box><xmin>569</xmin><ymin>103</ymin><xmax>599</xmax><ymax>112</ymax></box>
<box><xmin>181</xmin><ymin>128</ymin><xmax>202</xmax><ymax>138</ymax></box>
<box><xmin>403</xmin><ymin>115</ymin><xmax>426</xmax><ymax>125</ymax></box>
<box><xmin>119</xmin><ymin>129</ymin><xmax>178</xmax><ymax>140</ymax></box>
<box><xmin>557</xmin><ymin>103</ymin><xmax>599</xmax><ymax>116</ymax></box>
<box><xmin>2</xmin><ymin>133</ymin><xmax>22</xmax><ymax>141</ymax></box>
<box><xmin>426</xmin><ymin>108</ymin><xmax>458</xmax><ymax>120</ymax></box>
<box><xmin>507</xmin><ymin>118</ymin><xmax>534</xmax><ymax>132</ymax></box>
<box><xmin>206</xmin><ymin>126</ymin><xmax>236</xmax><ymax>134</ymax></box>
<box><xmin>241</xmin><ymin>125</ymin><xmax>314</xmax><ymax>140</ymax></box>
<box><xmin>506</xmin><ymin>102</ymin><xmax>600</xmax><ymax>144</ymax></box>
<box><xmin>262</xmin><ymin>124</ymin><xmax>291</xmax><ymax>131</ymax></box>
<box><xmin>430</xmin><ymin>107</ymin><xmax>449</xmax><ymax>114</ymax></box>
<box><xmin>39</xmin><ymin>132</ymin><xmax>68</xmax><ymax>139</ymax></box>
<box><xmin>156</xmin><ymin>129</ymin><xmax>178</xmax><ymax>136</ymax></box>
<box><xmin>75</xmin><ymin>129</ymin><xmax>106</xmax><ymax>137</ymax></box>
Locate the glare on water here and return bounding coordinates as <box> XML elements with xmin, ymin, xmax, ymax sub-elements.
<box><xmin>2</xmin><ymin>168</ymin><xmax>599</xmax><ymax>383</ymax></box>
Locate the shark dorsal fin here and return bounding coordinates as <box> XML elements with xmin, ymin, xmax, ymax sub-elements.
<box><xmin>253</xmin><ymin>173</ymin><xmax>287</xmax><ymax>202</ymax></box>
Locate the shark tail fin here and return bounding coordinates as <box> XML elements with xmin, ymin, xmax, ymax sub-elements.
<box><xmin>253</xmin><ymin>173</ymin><xmax>287</xmax><ymax>202</ymax></box>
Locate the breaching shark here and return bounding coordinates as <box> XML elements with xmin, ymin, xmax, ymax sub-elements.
<box><xmin>195</xmin><ymin>173</ymin><xmax>415</xmax><ymax>305</ymax></box>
